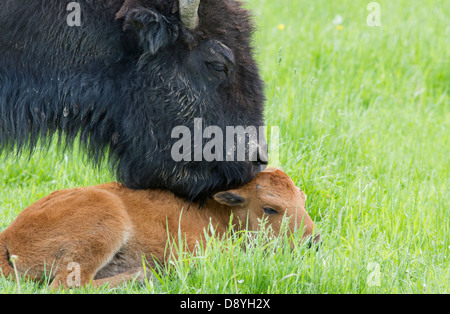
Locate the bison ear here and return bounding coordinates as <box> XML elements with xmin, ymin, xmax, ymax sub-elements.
<box><xmin>122</xmin><ymin>8</ymin><xmax>179</xmax><ymax>55</ymax></box>
<box><xmin>213</xmin><ymin>190</ymin><xmax>246</xmax><ymax>207</ymax></box>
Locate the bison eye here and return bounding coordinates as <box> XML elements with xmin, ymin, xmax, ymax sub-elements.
<box><xmin>206</xmin><ymin>61</ymin><xmax>227</xmax><ymax>73</ymax></box>
<box><xmin>263</xmin><ymin>207</ymin><xmax>278</xmax><ymax>215</ymax></box>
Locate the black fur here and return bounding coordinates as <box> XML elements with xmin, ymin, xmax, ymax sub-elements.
<box><xmin>0</xmin><ymin>0</ymin><xmax>266</xmax><ymax>201</ymax></box>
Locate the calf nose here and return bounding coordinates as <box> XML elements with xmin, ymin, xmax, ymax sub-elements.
<box><xmin>313</xmin><ymin>233</ymin><xmax>321</xmax><ymax>244</ymax></box>
<box><xmin>307</xmin><ymin>233</ymin><xmax>321</xmax><ymax>250</ymax></box>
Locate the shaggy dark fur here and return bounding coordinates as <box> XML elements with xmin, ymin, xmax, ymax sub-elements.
<box><xmin>0</xmin><ymin>0</ymin><xmax>266</xmax><ymax>201</ymax></box>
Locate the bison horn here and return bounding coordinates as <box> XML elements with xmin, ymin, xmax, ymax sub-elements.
<box><xmin>179</xmin><ymin>0</ymin><xmax>200</xmax><ymax>30</ymax></box>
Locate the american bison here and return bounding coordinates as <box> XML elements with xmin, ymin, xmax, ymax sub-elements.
<box><xmin>0</xmin><ymin>168</ymin><xmax>318</xmax><ymax>288</ymax></box>
<box><xmin>0</xmin><ymin>0</ymin><xmax>267</xmax><ymax>201</ymax></box>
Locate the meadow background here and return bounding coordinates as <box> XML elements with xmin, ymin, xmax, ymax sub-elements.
<box><xmin>0</xmin><ymin>0</ymin><xmax>449</xmax><ymax>293</ymax></box>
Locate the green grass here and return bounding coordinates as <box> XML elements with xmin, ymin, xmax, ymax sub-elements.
<box><xmin>1</xmin><ymin>0</ymin><xmax>449</xmax><ymax>294</ymax></box>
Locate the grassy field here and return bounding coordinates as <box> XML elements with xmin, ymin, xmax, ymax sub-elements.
<box><xmin>1</xmin><ymin>0</ymin><xmax>449</xmax><ymax>294</ymax></box>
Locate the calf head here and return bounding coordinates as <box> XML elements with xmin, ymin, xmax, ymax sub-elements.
<box><xmin>213</xmin><ymin>168</ymin><xmax>319</xmax><ymax>245</ymax></box>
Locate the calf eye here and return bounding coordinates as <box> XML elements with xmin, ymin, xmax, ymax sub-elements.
<box><xmin>263</xmin><ymin>207</ymin><xmax>278</xmax><ymax>215</ymax></box>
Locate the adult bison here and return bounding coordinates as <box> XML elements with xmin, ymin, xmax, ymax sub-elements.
<box><xmin>0</xmin><ymin>0</ymin><xmax>267</xmax><ymax>201</ymax></box>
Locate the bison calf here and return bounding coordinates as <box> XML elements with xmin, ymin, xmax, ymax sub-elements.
<box><xmin>0</xmin><ymin>169</ymin><xmax>318</xmax><ymax>288</ymax></box>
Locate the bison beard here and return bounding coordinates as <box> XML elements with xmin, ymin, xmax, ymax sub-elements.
<box><xmin>0</xmin><ymin>0</ymin><xmax>266</xmax><ymax>202</ymax></box>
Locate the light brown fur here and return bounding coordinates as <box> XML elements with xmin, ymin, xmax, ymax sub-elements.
<box><xmin>0</xmin><ymin>168</ymin><xmax>317</xmax><ymax>288</ymax></box>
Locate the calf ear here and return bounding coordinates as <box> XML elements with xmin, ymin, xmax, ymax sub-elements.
<box><xmin>213</xmin><ymin>190</ymin><xmax>246</xmax><ymax>207</ymax></box>
<box><xmin>122</xmin><ymin>7</ymin><xmax>179</xmax><ymax>55</ymax></box>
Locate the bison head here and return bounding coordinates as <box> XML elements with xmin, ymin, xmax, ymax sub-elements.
<box><xmin>0</xmin><ymin>0</ymin><xmax>267</xmax><ymax>203</ymax></box>
<box><xmin>113</xmin><ymin>0</ymin><xmax>267</xmax><ymax>201</ymax></box>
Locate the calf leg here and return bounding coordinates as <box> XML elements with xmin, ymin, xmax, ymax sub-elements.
<box><xmin>91</xmin><ymin>267</ymin><xmax>147</xmax><ymax>288</ymax></box>
<box><xmin>0</xmin><ymin>241</ymin><xmax>13</xmax><ymax>279</ymax></box>
<box><xmin>51</xmin><ymin>266</ymin><xmax>154</xmax><ymax>289</ymax></box>
<box><xmin>48</xmin><ymin>235</ymin><xmax>133</xmax><ymax>289</ymax></box>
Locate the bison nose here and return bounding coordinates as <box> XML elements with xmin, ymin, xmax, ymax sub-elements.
<box><xmin>250</xmin><ymin>147</ymin><xmax>268</xmax><ymax>176</ymax></box>
<box><xmin>252</xmin><ymin>159</ymin><xmax>267</xmax><ymax>172</ymax></box>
